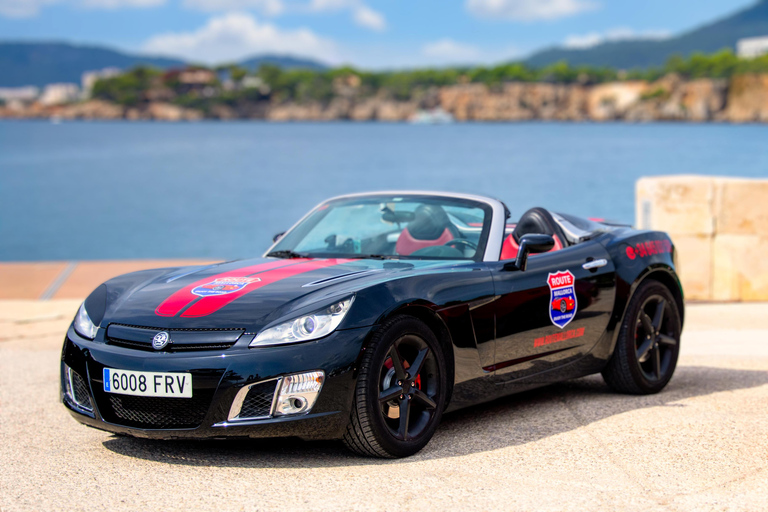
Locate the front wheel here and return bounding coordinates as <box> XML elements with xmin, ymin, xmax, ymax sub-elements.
<box><xmin>602</xmin><ymin>280</ymin><xmax>681</xmax><ymax>394</ymax></box>
<box><xmin>343</xmin><ymin>316</ymin><xmax>447</xmax><ymax>458</ymax></box>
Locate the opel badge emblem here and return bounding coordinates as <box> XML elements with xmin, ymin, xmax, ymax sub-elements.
<box><xmin>152</xmin><ymin>331</ymin><xmax>170</xmax><ymax>350</ymax></box>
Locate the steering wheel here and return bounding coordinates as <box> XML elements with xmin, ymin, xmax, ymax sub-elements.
<box><xmin>444</xmin><ymin>239</ymin><xmax>477</xmax><ymax>252</ymax></box>
<box><xmin>339</xmin><ymin>237</ymin><xmax>361</xmax><ymax>254</ymax></box>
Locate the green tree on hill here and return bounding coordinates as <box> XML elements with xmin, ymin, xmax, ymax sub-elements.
<box><xmin>92</xmin><ymin>66</ymin><xmax>162</xmax><ymax>106</ymax></box>
<box><xmin>91</xmin><ymin>51</ymin><xmax>768</xmax><ymax>108</ymax></box>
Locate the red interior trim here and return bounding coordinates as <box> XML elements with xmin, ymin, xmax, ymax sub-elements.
<box><xmin>500</xmin><ymin>234</ymin><xmax>563</xmax><ymax>260</ymax></box>
<box><xmin>395</xmin><ymin>227</ymin><xmax>454</xmax><ymax>256</ymax></box>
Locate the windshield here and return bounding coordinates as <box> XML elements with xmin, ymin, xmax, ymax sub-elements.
<box><xmin>269</xmin><ymin>194</ymin><xmax>493</xmax><ymax>261</ymax></box>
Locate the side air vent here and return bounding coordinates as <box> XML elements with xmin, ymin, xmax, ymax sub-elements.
<box><xmin>228</xmin><ymin>380</ymin><xmax>279</xmax><ymax>421</ymax></box>
<box><xmin>65</xmin><ymin>366</ymin><xmax>94</xmax><ymax>412</ymax></box>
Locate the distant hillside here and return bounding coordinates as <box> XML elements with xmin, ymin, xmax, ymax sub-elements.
<box><xmin>526</xmin><ymin>0</ymin><xmax>768</xmax><ymax>69</ymax></box>
<box><xmin>0</xmin><ymin>42</ymin><xmax>329</xmax><ymax>88</ymax></box>
<box><xmin>239</xmin><ymin>55</ymin><xmax>328</xmax><ymax>71</ymax></box>
<box><xmin>0</xmin><ymin>43</ymin><xmax>185</xmax><ymax>87</ymax></box>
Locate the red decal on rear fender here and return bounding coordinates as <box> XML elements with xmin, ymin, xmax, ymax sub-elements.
<box><xmin>155</xmin><ymin>260</ymin><xmax>299</xmax><ymax>317</ymax></box>
<box><xmin>178</xmin><ymin>259</ymin><xmax>352</xmax><ymax>318</ymax></box>
<box><xmin>534</xmin><ymin>327</ymin><xmax>585</xmax><ymax>348</ymax></box>
<box><xmin>626</xmin><ymin>239</ymin><xmax>672</xmax><ymax>260</ymax></box>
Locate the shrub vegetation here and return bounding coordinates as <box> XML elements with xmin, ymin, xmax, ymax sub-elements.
<box><xmin>92</xmin><ymin>50</ymin><xmax>768</xmax><ymax>107</ymax></box>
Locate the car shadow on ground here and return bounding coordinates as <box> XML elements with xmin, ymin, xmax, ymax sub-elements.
<box><xmin>101</xmin><ymin>365</ymin><xmax>768</xmax><ymax>467</ymax></box>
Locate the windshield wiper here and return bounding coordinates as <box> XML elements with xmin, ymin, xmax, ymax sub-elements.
<box><xmin>347</xmin><ymin>254</ymin><xmax>402</xmax><ymax>260</ymax></box>
<box><xmin>266</xmin><ymin>250</ymin><xmax>309</xmax><ymax>259</ymax></box>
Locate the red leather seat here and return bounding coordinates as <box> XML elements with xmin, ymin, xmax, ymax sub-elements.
<box><xmin>500</xmin><ymin>233</ymin><xmax>562</xmax><ymax>260</ymax></box>
<box><xmin>501</xmin><ymin>207</ymin><xmax>568</xmax><ymax>260</ymax></box>
<box><xmin>396</xmin><ymin>227</ymin><xmax>454</xmax><ymax>256</ymax></box>
<box><xmin>395</xmin><ymin>204</ymin><xmax>457</xmax><ymax>256</ymax></box>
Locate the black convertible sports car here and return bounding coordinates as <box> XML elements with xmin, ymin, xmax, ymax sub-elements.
<box><xmin>62</xmin><ymin>191</ymin><xmax>684</xmax><ymax>458</ymax></box>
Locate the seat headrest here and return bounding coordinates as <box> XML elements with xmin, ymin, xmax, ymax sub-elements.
<box><xmin>512</xmin><ymin>207</ymin><xmax>561</xmax><ymax>243</ymax></box>
<box><xmin>407</xmin><ymin>204</ymin><xmax>453</xmax><ymax>240</ymax></box>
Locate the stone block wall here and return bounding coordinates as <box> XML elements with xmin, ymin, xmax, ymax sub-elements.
<box><xmin>636</xmin><ymin>175</ymin><xmax>768</xmax><ymax>301</ymax></box>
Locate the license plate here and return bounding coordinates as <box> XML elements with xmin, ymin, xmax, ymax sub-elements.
<box><xmin>103</xmin><ymin>368</ymin><xmax>192</xmax><ymax>398</ymax></box>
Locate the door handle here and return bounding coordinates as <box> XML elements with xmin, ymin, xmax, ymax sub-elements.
<box><xmin>582</xmin><ymin>259</ymin><xmax>608</xmax><ymax>270</ymax></box>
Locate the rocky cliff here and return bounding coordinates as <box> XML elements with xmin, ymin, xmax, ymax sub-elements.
<box><xmin>2</xmin><ymin>73</ymin><xmax>766</xmax><ymax>122</ymax></box>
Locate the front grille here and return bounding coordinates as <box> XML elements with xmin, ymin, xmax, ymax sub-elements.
<box><xmin>106</xmin><ymin>324</ymin><xmax>243</xmax><ymax>352</ymax></box>
<box><xmin>106</xmin><ymin>394</ymin><xmax>210</xmax><ymax>429</ymax></box>
<box><xmin>69</xmin><ymin>369</ymin><xmax>93</xmax><ymax>411</ymax></box>
<box><xmin>107</xmin><ymin>339</ymin><xmax>235</xmax><ymax>352</ymax></box>
<box><xmin>238</xmin><ymin>381</ymin><xmax>278</xmax><ymax>419</ymax></box>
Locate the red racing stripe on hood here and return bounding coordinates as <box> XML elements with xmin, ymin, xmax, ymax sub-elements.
<box><xmin>155</xmin><ymin>260</ymin><xmax>301</xmax><ymax>317</ymax></box>
<box><xmin>179</xmin><ymin>258</ymin><xmax>353</xmax><ymax>318</ymax></box>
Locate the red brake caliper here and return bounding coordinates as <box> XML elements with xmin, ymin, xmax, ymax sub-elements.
<box><xmin>384</xmin><ymin>357</ymin><xmax>421</xmax><ymax>389</ymax></box>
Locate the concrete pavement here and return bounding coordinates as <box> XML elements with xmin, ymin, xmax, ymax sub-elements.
<box><xmin>0</xmin><ymin>260</ymin><xmax>215</xmax><ymax>300</ymax></box>
<box><xmin>1</xmin><ymin>301</ymin><xmax>766</xmax><ymax>511</ymax></box>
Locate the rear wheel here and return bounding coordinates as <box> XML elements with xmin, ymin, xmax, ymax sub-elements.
<box><xmin>602</xmin><ymin>280</ymin><xmax>681</xmax><ymax>394</ymax></box>
<box><xmin>342</xmin><ymin>315</ymin><xmax>447</xmax><ymax>458</ymax></box>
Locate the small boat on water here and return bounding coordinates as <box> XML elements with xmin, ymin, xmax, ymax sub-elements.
<box><xmin>409</xmin><ymin>108</ymin><xmax>454</xmax><ymax>124</ymax></box>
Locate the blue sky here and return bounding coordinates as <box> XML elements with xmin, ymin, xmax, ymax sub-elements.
<box><xmin>0</xmin><ymin>0</ymin><xmax>756</xmax><ymax>68</ymax></box>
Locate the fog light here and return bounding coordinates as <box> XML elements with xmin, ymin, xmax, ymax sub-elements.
<box><xmin>63</xmin><ymin>364</ymin><xmax>93</xmax><ymax>412</ymax></box>
<box><xmin>64</xmin><ymin>365</ymin><xmax>75</xmax><ymax>400</ymax></box>
<box><xmin>274</xmin><ymin>370</ymin><xmax>324</xmax><ymax>416</ymax></box>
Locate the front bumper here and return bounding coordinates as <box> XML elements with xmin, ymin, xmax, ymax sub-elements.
<box><xmin>61</xmin><ymin>324</ymin><xmax>372</xmax><ymax>441</ymax></box>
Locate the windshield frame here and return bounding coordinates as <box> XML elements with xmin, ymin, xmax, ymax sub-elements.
<box><xmin>264</xmin><ymin>191</ymin><xmax>506</xmax><ymax>262</ymax></box>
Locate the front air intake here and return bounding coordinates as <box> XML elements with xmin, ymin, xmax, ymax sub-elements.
<box><xmin>65</xmin><ymin>366</ymin><xmax>94</xmax><ymax>413</ymax></box>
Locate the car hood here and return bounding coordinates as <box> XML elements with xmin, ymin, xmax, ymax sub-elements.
<box><xmin>100</xmin><ymin>257</ymin><xmax>459</xmax><ymax>332</ymax></box>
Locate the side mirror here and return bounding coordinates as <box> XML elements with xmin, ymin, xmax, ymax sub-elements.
<box><xmin>504</xmin><ymin>234</ymin><xmax>555</xmax><ymax>271</ymax></box>
<box><xmin>272</xmin><ymin>232</ymin><xmax>285</xmax><ymax>243</ymax></box>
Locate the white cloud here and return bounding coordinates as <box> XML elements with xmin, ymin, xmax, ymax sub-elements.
<box><xmin>142</xmin><ymin>12</ymin><xmax>340</xmax><ymax>64</ymax></box>
<box><xmin>352</xmin><ymin>4</ymin><xmax>385</xmax><ymax>31</ymax></box>
<box><xmin>80</xmin><ymin>0</ymin><xmax>164</xmax><ymax>7</ymax></box>
<box><xmin>309</xmin><ymin>0</ymin><xmax>348</xmax><ymax>8</ymax></box>
<box><xmin>0</xmin><ymin>0</ymin><xmax>163</xmax><ymax>17</ymax></box>
<box><xmin>563</xmin><ymin>27</ymin><xmax>671</xmax><ymax>49</ymax></box>
<box><xmin>183</xmin><ymin>0</ymin><xmax>284</xmax><ymax>16</ymax></box>
<box><xmin>466</xmin><ymin>0</ymin><xmax>597</xmax><ymax>21</ymax></box>
<box><xmin>309</xmin><ymin>0</ymin><xmax>386</xmax><ymax>31</ymax></box>
<box><xmin>0</xmin><ymin>0</ymin><xmax>55</xmax><ymax>17</ymax></box>
<box><xmin>422</xmin><ymin>39</ymin><xmax>481</xmax><ymax>62</ymax></box>
<box><xmin>562</xmin><ymin>33</ymin><xmax>601</xmax><ymax>49</ymax></box>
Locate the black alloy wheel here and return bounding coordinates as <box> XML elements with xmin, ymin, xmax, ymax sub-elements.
<box><xmin>343</xmin><ymin>315</ymin><xmax>447</xmax><ymax>458</ymax></box>
<box><xmin>378</xmin><ymin>334</ymin><xmax>440</xmax><ymax>442</ymax></box>
<box><xmin>634</xmin><ymin>295</ymin><xmax>678</xmax><ymax>382</ymax></box>
<box><xmin>602</xmin><ymin>280</ymin><xmax>681</xmax><ymax>394</ymax></box>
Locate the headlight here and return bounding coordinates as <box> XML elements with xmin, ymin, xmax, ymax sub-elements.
<box><xmin>73</xmin><ymin>303</ymin><xmax>98</xmax><ymax>340</ymax></box>
<box><xmin>250</xmin><ymin>296</ymin><xmax>355</xmax><ymax>347</ymax></box>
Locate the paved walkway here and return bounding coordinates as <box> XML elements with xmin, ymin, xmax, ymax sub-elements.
<box><xmin>1</xmin><ymin>301</ymin><xmax>766</xmax><ymax>511</ymax></box>
<box><xmin>0</xmin><ymin>260</ymin><xmax>215</xmax><ymax>300</ymax></box>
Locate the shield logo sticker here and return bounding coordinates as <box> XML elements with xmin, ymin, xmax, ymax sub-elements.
<box><xmin>191</xmin><ymin>277</ymin><xmax>261</xmax><ymax>297</ymax></box>
<box><xmin>547</xmin><ymin>270</ymin><xmax>577</xmax><ymax>329</ymax></box>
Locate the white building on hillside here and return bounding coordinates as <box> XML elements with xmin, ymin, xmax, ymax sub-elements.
<box><xmin>0</xmin><ymin>86</ymin><xmax>40</xmax><ymax>104</ymax></box>
<box><xmin>39</xmin><ymin>83</ymin><xmax>81</xmax><ymax>106</ymax></box>
<box><xmin>81</xmin><ymin>68</ymin><xmax>121</xmax><ymax>99</ymax></box>
<box><xmin>737</xmin><ymin>36</ymin><xmax>768</xmax><ymax>58</ymax></box>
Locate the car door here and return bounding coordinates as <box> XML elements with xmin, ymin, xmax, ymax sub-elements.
<box><xmin>489</xmin><ymin>239</ymin><xmax>616</xmax><ymax>380</ymax></box>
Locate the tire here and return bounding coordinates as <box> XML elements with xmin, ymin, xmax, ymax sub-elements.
<box><xmin>602</xmin><ymin>280</ymin><xmax>681</xmax><ymax>394</ymax></box>
<box><xmin>342</xmin><ymin>315</ymin><xmax>447</xmax><ymax>458</ymax></box>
